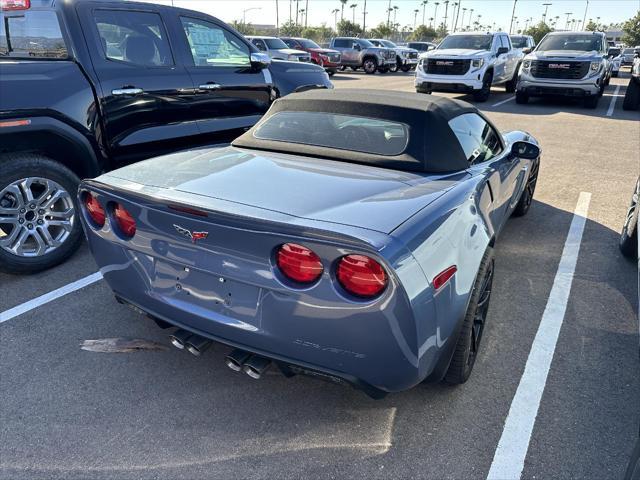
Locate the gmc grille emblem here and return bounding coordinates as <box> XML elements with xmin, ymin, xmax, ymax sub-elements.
<box><xmin>436</xmin><ymin>60</ymin><xmax>454</xmax><ymax>66</ymax></box>
<box><xmin>173</xmin><ymin>224</ymin><xmax>209</xmax><ymax>243</ymax></box>
<box><xmin>548</xmin><ymin>63</ymin><xmax>571</xmax><ymax>69</ymax></box>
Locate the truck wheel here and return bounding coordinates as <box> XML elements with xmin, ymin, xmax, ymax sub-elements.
<box><xmin>444</xmin><ymin>247</ymin><xmax>494</xmax><ymax>384</ymax></box>
<box><xmin>584</xmin><ymin>95</ymin><xmax>600</xmax><ymax>109</ymax></box>
<box><xmin>515</xmin><ymin>90</ymin><xmax>529</xmax><ymax>104</ymax></box>
<box><xmin>473</xmin><ymin>71</ymin><xmax>493</xmax><ymax>102</ymax></box>
<box><xmin>623</xmin><ymin>79</ymin><xmax>640</xmax><ymax>111</ymax></box>
<box><xmin>389</xmin><ymin>60</ymin><xmax>399</xmax><ymax>73</ymax></box>
<box><xmin>340</xmin><ymin>65</ymin><xmax>347</xmax><ymax>71</ymax></box>
<box><xmin>0</xmin><ymin>154</ymin><xmax>83</xmax><ymax>274</ymax></box>
<box><xmin>401</xmin><ymin>65</ymin><xmax>412</xmax><ymax>72</ymax></box>
<box><xmin>377</xmin><ymin>66</ymin><xmax>389</xmax><ymax>73</ymax></box>
<box><xmin>513</xmin><ymin>159</ymin><xmax>539</xmax><ymax>217</ymax></box>
<box><xmin>505</xmin><ymin>66</ymin><xmax>519</xmax><ymax>93</ymax></box>
<box><xmin>363</xmin><ymin>58</ymin><xmax>378</xmax><ymax>74</ymax></box>
<box><xmin>327</xmin><ymin>69</ymin><xmax>337</xmax><ymax>77</ymax></box>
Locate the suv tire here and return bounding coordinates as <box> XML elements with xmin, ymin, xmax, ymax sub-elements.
<box><xmin>584</xmin><ymin>95</ymin><xmax>600</xmax><ymax>109</ymax></box>
<box><xmin>473</xmin><ymin>70</ymin><xmax>493</xmax><ymax>102</ymax></box>
<box><xmin>515</xmin><ymin>90</ymin><xmax>529</xmax><ymax>104</ymax></box>
<box><xmin>623</xmin><ymin>79</ymin><xmax>640</xmax><ymax>111</ymax></box>
<box><xmin>401</xmin><ymin>65</ymin><xmax>412</xmax><ymax>72</ymax></box>
<box><xmin>363</xmin><ymin>57</ymin><xmax>378</xmax><ymax>74</ymax></box>
<box><xmin>444</xmin><ymin>247</ymin><xmax>494</xmax><ymax>384</ymax></box>
<box><xmin>389</xmin><ymin>60</ymin><xmax>399</xmax><ymax>73</ymax></box>
<box><xmin>0</xmin><ymin>153</ymin><xmax>83</xmax><ymax>274</ymax></box>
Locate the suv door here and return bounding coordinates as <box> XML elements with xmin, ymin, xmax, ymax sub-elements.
<box><xmin>501</xmin><ymin>35</ymin><xmax>517</xmax><ymax>80</ymax></box>
<box><xmin>333</xmin><ymin>38</ymin><xmax>356</xmax><ymax>65</ymax></box>
<box><xmin>77</xmin><ymin>3</ymin><xmax>198</xmax><ymax>163</ymax></box>
<box><xmin>492</xmin><ymin>35</ymin><xmax>508</xmax><ymax>82</ymax></box>
<box><xmin>170</xmin><ymin>14</ymin><xmax>272</xmax><ymax>141</ymax></box>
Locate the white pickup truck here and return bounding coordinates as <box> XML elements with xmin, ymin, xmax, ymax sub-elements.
<box><xmin>415</xmin><ymin>32</ymin><xmax>523</xmax><ymax>102</ymax></box>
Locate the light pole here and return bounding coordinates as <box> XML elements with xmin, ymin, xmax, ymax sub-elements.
<box><xmin>362</xmin><ymin>0</ymin><xmax>367</xmax><ymax>33</ymax></box>
<box><xmin>242</xmin><ymin>7</ymin><xmax>261</xmax><ymax>24</ymax></box>
<box><xmin>542</xmin><ymin>3</ymin><xmax>552</xmax><ymax>24</ymax></box>
<box><xmin>582</xmin><ymin>0</ymin><xmax>589</xmax><ymax>28</ymax></box>
<box><xmin>508</xmin><ymin>0</ymin><xmax>518</xmax><ymax>34</ymax></box>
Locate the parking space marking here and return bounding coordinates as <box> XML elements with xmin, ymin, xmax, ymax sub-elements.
<box><xmin>491</xmin><ymin>96</ymin><xmax>516</xmax><ymax>107</ymax></box>
<box><xmin>606</xmin><ymin>85</ymin><xmax>622</xmax><ymax>117</ymax></box>
<box><xmin>486</xmin><ymin>192</ymin><xmax>591</xmax><ymax>480</ymax></box>
<box><xmin>0</xmin><ymin>272</ymin><xmax>103</xmax><ymax>324</ymax></box>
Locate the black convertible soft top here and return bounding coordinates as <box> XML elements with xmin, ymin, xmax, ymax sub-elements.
<box><xmin>232</xmin><ymin>89</ymin><xmax>490</xmax><ymax>173</ymax></box>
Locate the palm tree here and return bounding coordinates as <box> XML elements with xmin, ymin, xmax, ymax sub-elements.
<box><xmin>421</xmin><ymin>0</ymin><xmax>429</xmax><ymax>26</ymax></box>
<box><xmin>350</xmin><ymin>3</ymin><xmax>357</xmax><ymax>23</ymax></box>
<box><xmin>299</xmin><ymin>8</ymin><xmax>305</xmax><ymax>27</ymax></box>
<box><xmin>467</xmin><ymin>8</ymin><xmax>474</xmax><ymax>30</ymax></box>
<box><xmin>451</xmin><ymin>2</ymin><xmax>458</xmax><ymax>32</ymax></box>
<box><xmin>433</xmin><ymin>2</ymin><xmax>440</xmax><ymax>29</ymax></box>
<box><xmin>393</xmin><ymin>5</ymin><xmax>399</xmax><ymax>29</ymax></box>
<box><xmin>428</xmin><ymin>16</ymin><xmax>434</xmax><ymax>28</ymax></box>
<box><xmin>331</xmin><ymin>8</ymin><xmax>340</xmax><ymax>29</ymax></box>
<box><xmin>414</xmin><ymin>8</ymin><xmax>419</xmax><ymax>28</ymax></box>
<box><xmin>387</xmin><ymin>6</ymin><xmax>393</xmax><ymax>27</ymax></box>
<box><xmin>460</xmin><ymin>7</ymin><xmax>467</xmax><ymax>30</ymax></box>
<box><xmin>340</xmin><ymin>0</ymin><xmax>348</xmax><ymax>21</ymax></box>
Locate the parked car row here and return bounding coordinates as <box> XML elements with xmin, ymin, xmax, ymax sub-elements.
<box><xmin>413</xmin><ymin>30</ymin><xmax>633</xmax><ymax>109</ymax></box>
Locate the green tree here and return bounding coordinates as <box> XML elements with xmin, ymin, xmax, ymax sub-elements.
<box><xmin>622</xmin><ymin>11</ymin><xmax>640</xmax><ymax>47</ymax></box>
<box><xmin>301</xmin><ymin>24</ymin><xmax>335</xmax><ymax>44</ymax></box>
<box><xmin>410</xmin><ymin>24</ymin><xmax>437</xmax><ymax>41</ymax></box>
<box><xmin>369</xmin><ymin>22</ymin><xmax>393</xmax><ymax>38</ymax></box>
<box><xmin>229</xmin><ymin>21</ymin><xmax>256</xmax><ymax>35</ymax></box>
<box><xmin>523</xmin><ymin>21</ymin><xmax>553</xmax><ymax>44</ymax></box>
<box><xmin>279</xmin><ymin>19</ymin><xmax>303</xmax><ymax>36</ymax></box>
<box><xmin>337</xmin><ymin>19</ymin><xmax>362</xmax><ymax>36</ymax></box>
<box><xmin>435</xmin><ymin>22</ymin><xmax>448</xmax><ymax>39</ymax></box>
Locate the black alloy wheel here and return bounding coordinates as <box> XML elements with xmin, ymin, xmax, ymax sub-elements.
<box><xmin>513</xmin><ymin>159</ymin><xmax>539</xmax><ymax>217</ymax></box>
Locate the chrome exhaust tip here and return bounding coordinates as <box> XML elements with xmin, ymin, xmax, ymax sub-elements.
<box><xmin>242</xmin><ymin>355</ymin><xmax>271</xmax><ymax>380</ymax></box>
<box><xmin>225</xmin><ymin>349</ymin><xmax>251</xmax><ymax>372</ymax></box>
<box><xmin>185</xmin><ymin>335</ymin><xmax>212</xmax><ymax>356</ymax></box>
<box><xmin>169</xmin><ymin>329</ymin><xmax>192</xmax><ymax>350</ymax></box>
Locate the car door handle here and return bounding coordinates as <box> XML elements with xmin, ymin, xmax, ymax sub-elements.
<box><xmin>199</xmin><ymin>83</ymin><xmax>222</xmax><ymax>91</ymax></box>
<box><xmin>112</xmin><ymin>87</ymin><xmax>143</xmax><ymax>96</ymax></box>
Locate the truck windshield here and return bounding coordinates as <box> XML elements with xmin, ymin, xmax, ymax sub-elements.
<box><xmin>438</xmin><ymin>35</ymin><xmax>493</xmax><ymax>51</ymax></box>
<box><xmin>253</xmin><ymin>111</ymin><xmax>409</xmax><ymax>156</ymax></box>
<box><xmin>537</xmin><ymin>35</ymin><xmax>603</xmax><ymax>52</ymax></box>
<box><xmin>264</xmin><ymin>38</ymin><xmax>289</xmax><ymax>49</ymax></box>
<box><xmin>510</xmin><ymin>36</ymin><xmax>528</xmax><ymax>48</ymax></box>
<box><xmin>377</xmin><ymin>40</ymin><xmax>397</xmax><ymax>48</ymax></box>
<box><xmin>299</xmin><ymin>39</ymin><xmax>320</xmax><ymax>49</ymax></box>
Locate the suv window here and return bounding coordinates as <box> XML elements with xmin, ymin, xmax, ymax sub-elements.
<box><xmin>500</xmin><ymin>35</ymin><xmax>511</xmax><ymax>49</ymax></box>
<box><xmin>333</xmin><ymin>38</ymin><xmax>351</xmax><ymax>48</ymax></box>
<box><xmin>94</xmin><ymin>10</ymin><xmax>172</xmax><ymax>66</ymax></box>
<box><xmin>281</xmin><ymin>38</ymin><xmax>297</xmax><ymax>48</ymax></box>
<box><xmin>251</xmin><ymin>38</ymin><xmax>266</xmax><ymax>51</ymax></box>
<box><xmin>449</xmin><ymin>113</ymin><xmax>502</xmax><ymax>164</ymax></box>
<box><xmin>181</xmin><ymin>18</ymin><xmax>250</xmax><ymax>67</ymax></box>
<box><xmin>0</xmin><ymin>10</ymin><xmax>68</xmax><ymax>59</ymax></box>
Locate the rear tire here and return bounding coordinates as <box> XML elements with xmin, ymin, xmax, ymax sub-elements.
<box><xmin>623</xmin><ymin>79</ymin><xmax>640</xmax><ymax>111</ymax></box>
<box><xmin>444</xmin><ymin>247</ymin><xmax>494</xmax><ymax>384</ymax></box>
<box><xmin>0</xmin><ymin>153</ymin><xmax>83</xmax><ymax>274</ymax></box>
<box><xmin>505</xmin><ymin>66</ymin><xmax>519</xmax><ymax>93</ymax></box>
<box><xmin>473</xmin><ymin>70</ymin><xmax>493</xmax><ymax>102</ymax></box>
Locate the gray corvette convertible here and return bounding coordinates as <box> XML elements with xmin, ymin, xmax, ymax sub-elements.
<box><xmin>79</xmin><ymin>90</ymin><xmax>541</xmax><ymax>397</ymax></box>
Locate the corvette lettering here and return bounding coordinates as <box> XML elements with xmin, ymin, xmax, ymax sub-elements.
<box><xmin>173</xmin><ymin>224</ymin><xmax>209</xmax><ymax>243</ymax></box>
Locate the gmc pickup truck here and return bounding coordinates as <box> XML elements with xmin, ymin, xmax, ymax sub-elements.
<box><xmin>0</xmin><ymin>0</ymin><xmax>332</xmax><ymax>274</ymax></box>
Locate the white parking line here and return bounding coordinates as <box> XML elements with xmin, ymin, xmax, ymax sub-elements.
<box><xmin>487</xmin><ymin>192</ymin><xmax>591</xmax><ymax>480</ymax></box>
<box><xmin>606</xmin><ymin>85</ymin><xmax>621</xmax><ymax>117</ymax></box>
<box><xmin>0</xmin><ymin>272</ymin><xmax>103</xmax><ymax>324</ymax></box>
<box><xmin>491</xmin><ymin>96</ymin><xmax>515</xmax><ymax>107</ymax></box>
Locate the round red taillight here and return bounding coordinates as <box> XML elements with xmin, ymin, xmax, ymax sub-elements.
<box><xmin>276</xmin><ymin>243</ymin><xmax>323</xmax><ymax>284</ymax></box>
<box><xmin>83</xmin><ymin>192</ymin><xmax>105</xmax><ymax>227</ymax></box>
<box><xmin>112</xmin><ymin>203</ymin><xmax>136</xmax><ymax>238</ymax></box>
<box><xmin>337</xmin><ymin>255</ymin><xmax>388</xmax><ymax>298</ymax></box>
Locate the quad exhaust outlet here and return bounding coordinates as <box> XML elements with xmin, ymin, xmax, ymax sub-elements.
<box><xmin>169</xmin><ymin>329</ymin><xmax>212</xmax><ymax>356</ymax></box>
<box><xmin>225</xmin><ymin>349</ymin><xmax>271</xmax><ymax>379</ymax></box>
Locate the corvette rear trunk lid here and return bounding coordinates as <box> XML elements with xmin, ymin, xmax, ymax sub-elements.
<box><xmin>98</xmin><ymin>146</ymin><xmax>465</xmax><ymax>234</ymax></box>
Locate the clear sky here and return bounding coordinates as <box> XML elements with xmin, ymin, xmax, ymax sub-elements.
<box><xmin>139</xmin><ymin>0</ymin><xmax>638</xmax><ymax>32</ymax></box>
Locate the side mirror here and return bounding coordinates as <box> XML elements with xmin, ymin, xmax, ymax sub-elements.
<box><xmin>522</xmin><ymin>47</ymin><xmax>532</xmax><ymax>54</ymax></box>
<box><xmin>511</xmin><ymin>141</ymin><xmax>540</xmax><ymax>160</ymax></box>
<box><xmin>250</xmin><ymin>52</ymin><xmax>271</xmax><ymax>70</ymax></box>
<box><xmin>497</xmin><ymin>46</ymin><xmax>509</xmax><ymax>56</ymax></box>
<box><xmin>353</xmin><ymin>44</ymin><xmax>361</xmax><ymax>51</ymax></box>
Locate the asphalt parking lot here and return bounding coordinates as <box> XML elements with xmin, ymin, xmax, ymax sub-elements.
<box><xmin>1</xmin><ymin>68</ymin><xmax>639</xmax><ymax>480</ymax></box>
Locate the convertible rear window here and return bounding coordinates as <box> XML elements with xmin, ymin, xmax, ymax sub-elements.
<box><xmin>253</xmin><ymin>111</ymin><xmax>409</xmax><ymax>156</ymax></box>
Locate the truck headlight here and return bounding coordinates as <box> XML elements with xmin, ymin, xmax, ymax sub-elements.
<box><xmin>472</xmin><ymin>58</ymin><xmax>484</xmax><ymax>68</ymax></box>
<box><xmin>288</xmin><ymin>54</ymin><xmax>298</xmax><ymax>61</ymax></box>
<box><xmin>522</xmin><ymin>60</ymin><xmax>531</xmax><ymax>69</ymax></box>
<box><xmin>590</xmin><ymin>61</ymin><xmax>601</xmax><ymax>71</ymax></box>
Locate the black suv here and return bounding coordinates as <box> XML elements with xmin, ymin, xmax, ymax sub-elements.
<box><xmin>0</xmin><ymin>0</ymin><xmax>331</xmax><ymax>274</ymax></box>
